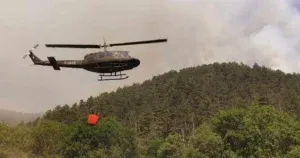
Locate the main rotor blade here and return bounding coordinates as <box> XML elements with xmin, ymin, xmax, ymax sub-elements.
<box><xmin>45</xmin><ymin>44</ymin><xmax>102</xmax><ymax>48</ymax></box>
<box><xmin>45</xmin><ymin>38</ymin><xmax>167</xmax><ymax>48</ymax></box>
<box><xmin>109</xmin><ymin>38</ymin><xmax>167</xmax><ymax>47</ymax></box>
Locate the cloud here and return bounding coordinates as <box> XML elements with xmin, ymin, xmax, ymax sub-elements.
<box><xmin>1</xmin><ymin>0</ymin><xmax>300</xmax><ymax>112</ymax></box>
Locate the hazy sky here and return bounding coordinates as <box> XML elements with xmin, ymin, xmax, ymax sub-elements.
<box><xmin>1</xmin><ymin>0</ymin><xmax>300</xmax><ymax>113</ymax></box>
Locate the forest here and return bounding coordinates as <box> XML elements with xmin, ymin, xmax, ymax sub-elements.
<box><xmin>2</xmin><ymin>62</ymin><xmax>300</xmax><ymax>157</ymax></box>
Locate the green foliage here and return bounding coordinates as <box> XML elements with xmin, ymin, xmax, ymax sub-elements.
<box><xmin>0</xmin><ymin>123</ymin><xmax>10</xmax><ymax>146</ymax></box>
<box><xmin>10</xmin><ymin>125</ymin><xmax>33</xmax><ymax>152</ymax></box>
<box><xmin>5</xmin><ymin>62</ymin><xmax>300</xmax><ymax>157</ymax></box>
<box><xmin>146</xmin><ymin>139</ymin><xmax>164</xmax><ymax>157</ymax></box>
<box><xmin>43</xmin><ymin>62</ymin><xmax>300</xmax><ymax>139</ymax></box>
<box><xmin>286</xmin><ymin>146</ymin><xmax>300</xmax><ymax>158</ymax></box>
<box><xmin>144</xmin><ymin>104</ymin><xmax>300</xmax><ymax>158</ymax></box>
<box><xmin>0</xmin><ymin>124</ymin><xmax>34</xmax><ymax>157</ymax></box>
<box><xmin>187</xmin><ymin>123</ymin><xmax>224</xmax><ymax>157</ymax></box>
<box><xmin>157</xmin><ymin>133</ymin><xmax>185</xmax><ymax>157</ymax></box>
<box><xmin>30</xmin><ymin>119</ymin><xmax>68</xmax><ymax>156</ymax></box>
<box><xmin>211</xmin><ymin>104</ymin><xmax>300</xmax><ymax>157</ymax></box>
<box><xmin>62</xmin><ymin>116</ymin><xmax>136</xmax><ymax>157</ymax></box>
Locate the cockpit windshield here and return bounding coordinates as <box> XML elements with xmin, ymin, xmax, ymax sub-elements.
<box><xmin>84</xmin><ymin>52</ymin><xmax>98</xmax><ymax>58</ymax></box>
<box><xmin>120</xmin><ymin>51</ymin><xmax>130</xmax><ymax>57</ymax></box>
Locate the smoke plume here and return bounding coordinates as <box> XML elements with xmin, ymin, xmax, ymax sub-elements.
<box><xmin>163</xmin><ymin>0</ymin><xmax>300</xmax><ymax>73</ymax></box>
<box><xmin>1</xmin><ymin>0</ymin><xmax>300</xmax><ymax>112</ymax></box>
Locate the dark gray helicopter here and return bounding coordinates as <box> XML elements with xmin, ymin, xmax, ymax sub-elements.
<box><xmin>23</xmin><ymin>38</ymin><xmax>167</xmax><ymax>81</ymax></box>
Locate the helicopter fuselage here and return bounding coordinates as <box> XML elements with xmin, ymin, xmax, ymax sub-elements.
<box><xmin>30</xmin><ymin>50</ymin><xmax>140</xmax><ymax>73</ymax></box>
<box><xmin>81</xmin><ymin>51</ymin><xmax>140</xmax><ymax>73</ymax></box>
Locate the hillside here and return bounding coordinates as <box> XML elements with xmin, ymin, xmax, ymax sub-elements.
<box><xmin>43</xmin><ymin>62</ymin><xmax>300</xmax><ymax>138</ymax></box>
<box><xmin>0</xmin><ymin>109</ymin><xmax>41</xmax><ymax>125</ymax></box>
<box><xmin>2</xmin><ymin>62</ymin><xmax>300</xmax><ymax>157</ymax></box>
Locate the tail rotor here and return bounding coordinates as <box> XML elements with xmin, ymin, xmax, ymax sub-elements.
<box><xmin>23</xmin><ymin>44</ymin><xmax>39</xmax><ymax>59</ymax></box>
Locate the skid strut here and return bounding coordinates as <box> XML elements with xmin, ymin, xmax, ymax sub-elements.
<box><xmin>98</xmin><ymin>71</ymin><xmax>129</xmax><ymax>81</ymax></box>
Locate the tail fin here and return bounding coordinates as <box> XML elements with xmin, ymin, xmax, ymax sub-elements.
<box><xmin>29</xmin><ymin>51</ymin><xmax>42</xmax><ymax>63</ymax></box>
<box><xmin>24</xmin><ymin>44</ymin><xmax>42</xmax><ymax>64</ymax></box>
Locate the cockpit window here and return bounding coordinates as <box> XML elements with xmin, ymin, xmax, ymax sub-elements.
<box><xmin>119</xmin><ymin>51</ymin><xmax>130</xmax><ymax>57</ymax></box>
<box><xmin>124</xmin><ymin>52</ymin><xmax>130</xmax><ymax>57</ymax></box>
<box><xmin>105</xmin><ymin>52</ymin><xmax>113</xmax><ymax>57</ymax></box>
<box><xmin>84</xmin><ymin>51</ymin><xmax>130</xmax><ymax>58</ymax></box>
<box><xmin>84</xmin><ymin>52</ymin><xmax>97</xmax><ymax>58</ymax></box>
<box><xmin>98</xmin><ymin>52</ymin><xmax>105</xmax><ymax>58</ymax></box>
<box><xmin>105</xmin><ymin>51</ymin><xmax>130</xmax><ymax>58</ymax></box>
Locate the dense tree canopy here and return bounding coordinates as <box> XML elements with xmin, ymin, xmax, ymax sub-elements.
<box><xmin>2</xmin><ymin>62</ymin><xmax>300</xmax><ymax>157</ymax></box>
<box><xmin>155</xmin><ymin>104</ymin><xmax>300</xmax><ymax>157</ymax></box>
<box><xmin>44</xmin><ymin>62</ymin><xmax>300</xmax><ymax>137</ymax></box>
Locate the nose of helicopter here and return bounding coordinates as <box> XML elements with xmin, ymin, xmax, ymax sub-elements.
<box><xmin>130</xmin><ymin>58</ymin><xmax>140</xmax><ymax>67</ymax></box>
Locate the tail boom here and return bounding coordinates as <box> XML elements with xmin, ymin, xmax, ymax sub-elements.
<box><xmin>33</xmin><ymin>57</ymin><xmax>83</xmax><ymax>70</ymax></box>
<box><xmin>24</xmin><ymin>44</ymin><xmax>83</xmax><ymax>70</ymax></box>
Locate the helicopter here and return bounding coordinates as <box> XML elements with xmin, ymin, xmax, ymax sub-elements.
<box><xmin>23</xmin><ymin>38</ymin><xmax>168</xmax><ymax>81</ymax></box>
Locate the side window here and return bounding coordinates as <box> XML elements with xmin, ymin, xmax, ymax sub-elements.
<box><xmin>111</xmin><ymin>52</ymin><xmax>119</xmax><ymax>58</ymax></box>
<box><xmin>114</xmin><ymin>52</ymin><xmax>119</xmax><ymax>58</ymax></box>
<box><xmin>105</xmin><ymin>52</ymin><xmax>112</xmax><ymax>57</ymax></box>
<box><xmin>123</xmin><ymin>52</ymin><xmax>129</xmax><ymax>57</ymax></box>
<box><xmin>98</xmin><ymin>53</ymin><xmax>104</xmax><ymax>58</ymax></box>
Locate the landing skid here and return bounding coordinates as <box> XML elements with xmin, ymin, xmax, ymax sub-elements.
<box><xmin>98</xmin><ymin>72</ymin><xmax>129</xmax><ymax>81</ymax></box>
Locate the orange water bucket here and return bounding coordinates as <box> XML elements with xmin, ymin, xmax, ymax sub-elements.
<box><xmin>88</xmin><ymin>114</ymin><xmax>99</xmax><ymax>126</ymax></box>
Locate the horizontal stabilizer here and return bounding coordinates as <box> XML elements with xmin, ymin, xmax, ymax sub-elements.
<box><xmin>47</xmin><ymin>57</ymin><xmax>60</xmax><ymax>70</ymax></box>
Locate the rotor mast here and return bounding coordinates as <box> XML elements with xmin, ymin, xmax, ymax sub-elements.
<box><xmin>103</xmin><ymin>37</ymin><xmax>107</xmax><ymax>52</ymax></box>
